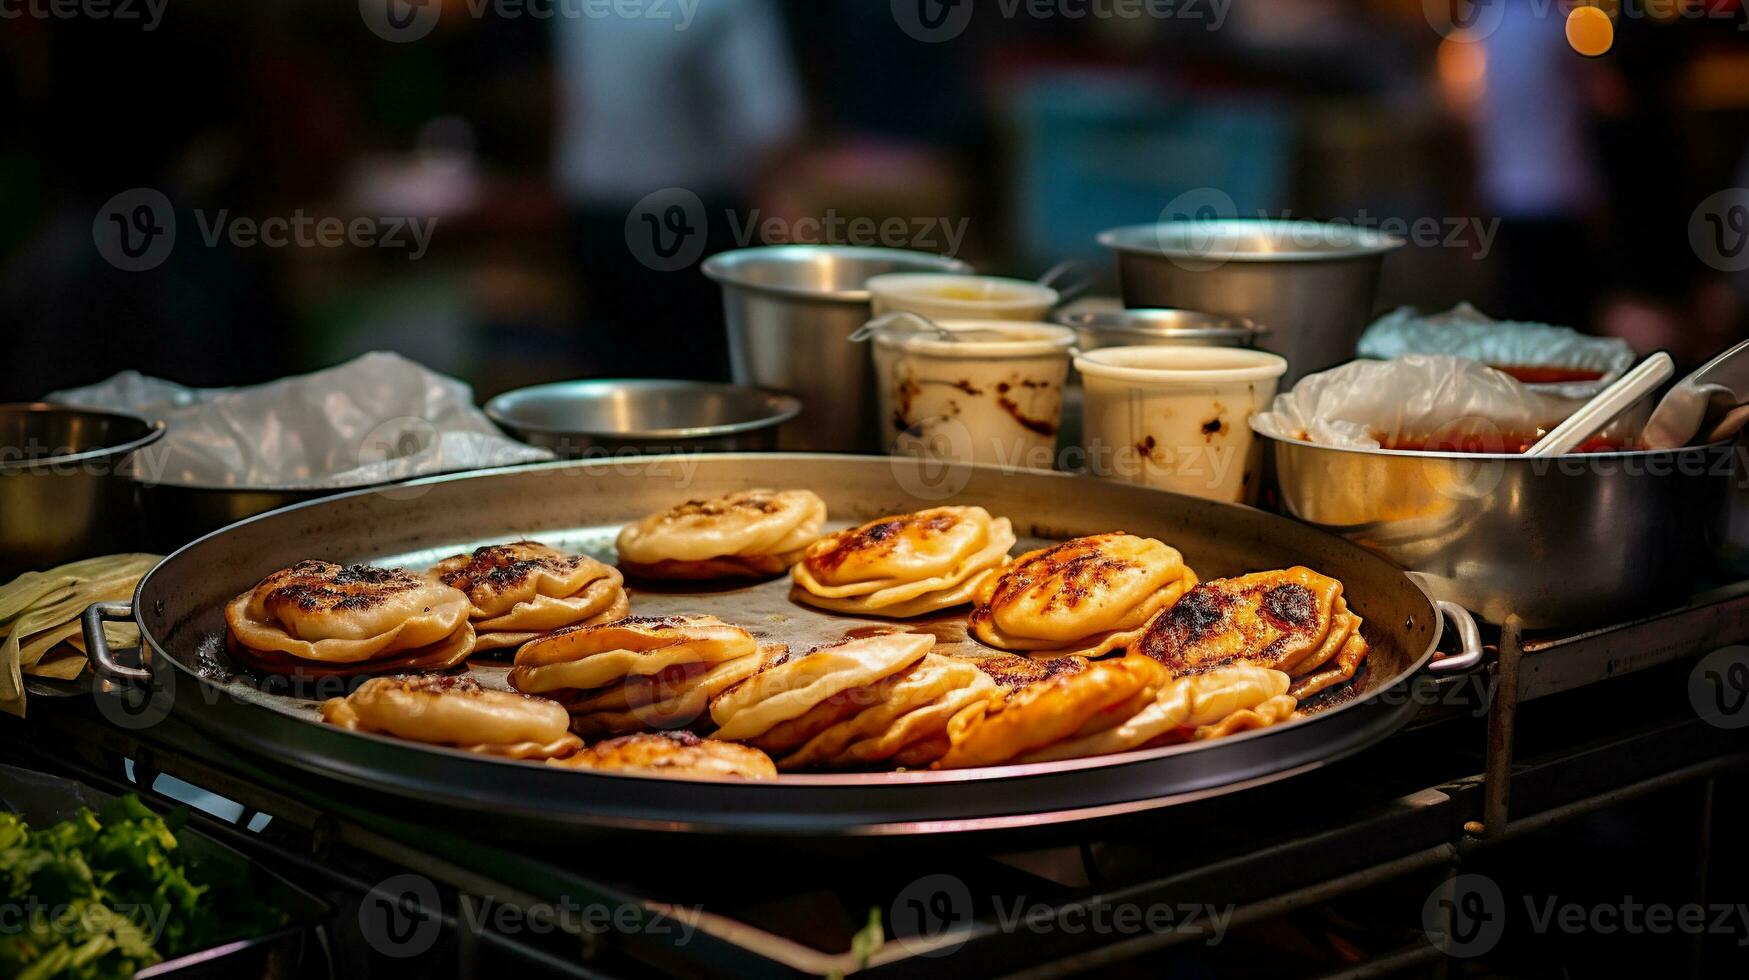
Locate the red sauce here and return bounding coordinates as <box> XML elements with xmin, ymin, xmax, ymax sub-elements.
<box><xmin>1487</xmin><ymin>364</ymin><xmax>1606</xmax><ymax>384</ymax></box>
<box><xmin>1380</xmin><ymin>435</ymin><xmax>1625</xmax><ymax>454</ymax></box>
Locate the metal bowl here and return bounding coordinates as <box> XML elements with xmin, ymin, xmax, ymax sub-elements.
<box><xmin>1098</xmin><ymin>220</ymin><xmax>1402</xmax><ymax>383</ymax></box>
<box><xmin>484</xmin><ymin>379</ymin><xmax>802</xmax><ymax>456</ymax></box>
<box><xmin>1052</xmin><ymin>308</ymin><xmax>1265</xmax><ymax>350</ymax></box>
<box><xmin>0</xmin><ymin>404</ymin><xmax>164</xmax><ymax>579</ymax></box>
<box><xmin>703</xmin><ymin>245</ymin><xmax>973</xmax><ymax>451</ymax></box>
<box><xmin>1261</xmin><ymin>429</ymin><xmax>1735</xmax><ymax>628</ymax></box>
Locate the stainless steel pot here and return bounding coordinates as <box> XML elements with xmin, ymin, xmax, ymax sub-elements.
<box><xmin>1264</xmin><ymin>431</ymin><xmax>1736</xmax><ymax>628</ymax></box>
<box><xmin>484</xmin><ymin>379</ymin><xmax>800</xmax><ymax>456</ymax></box>
<box><xmin>1052</xmin><ymin>308</ymin><xmax>1266</xmax><ymax>350</ymax></box>
<box><xmin>0</xmin><ymin>404</ymin><xmax>164</xmax><ymax>579</ymax></box>
<box><xmin>703</xmin><ymin>246</ymin><xmax>973</xmax><ymax>452</ymax></box>
<box><xmin>1098</xmin><ymin>221</ymin><xmax>1401</xmax><ymax>383</ymax></box>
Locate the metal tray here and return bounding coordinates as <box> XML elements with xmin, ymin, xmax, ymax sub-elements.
<box><xmin>88</xmin><ymin>455</ymin><xmax>1478</xmax><ymax>840</ymax></box>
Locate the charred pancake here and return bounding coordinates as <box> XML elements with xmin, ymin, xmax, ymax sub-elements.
<box><xmin>225</xmin><ymin>561</ymin><xmax>472</xmax><ymax>665</ymax></box>
<box><xmin>508</xmin><ymin>615</ymin><xmax>756</xmax><ymax>694</ymax></box>
<box><xmin>1137</xmin><ymin>567</ymin><xmax>1370</xmax><ymax>699</ymax></box>
<box><xmin>791</xmin><ymin>506</ymin><xmax>1015</xmax><ymax>617</ymax></box>
<box><xmin>1014</xmin><ymin>663</ymin><xmax>1293</xmax><ymax>763</ymax></box>
<box><xmin>709</xmin><ymin>632</ymin><xmax>933</xmax><ymax>742</ymax></box>
<box><xmin>548</xmin><ymin>731</ymin><xmax>777</xmax><ymax>779</ymax></box>
<box><xmin>935</xmin><ymin>654</ymin><xmax>1167</xmax><ymax>769</ymax></box>
<box><xmin>617</xmin><ymin>489</ymin><xmax>826</xmax><ymax>579</ymax></box>
<box><xmin>967</xmin><ymin>533</ymin><xmax>1197</xmax><ymax>658</ymax></box>
<box><xmin>769</xmin><ymin>654</ymin><xmax>985</xmax><ymax>767</ymax></box>
<box><xmin>321</xmin><ymin>674</ymin><xmax>581</xmax><ymax>760</ymax></box>
<box><xmin>822</xmin><ymin>674</ymin><xmax>998</xmax><ymax>770</ymax></box>
<box><xmin>567</xmin><ymin>643</ymin><xmax>782</xmax><ymax>737</ymax></box>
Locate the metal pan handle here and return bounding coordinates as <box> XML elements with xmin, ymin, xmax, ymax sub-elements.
<box><xmin>82</xmin><ymin>601</ymin><xmax>151</xmax><ymax>685</ymax></box>
<box><xmin>1428</xmin><ymin>600</ymin><xmax>1484</xmax><ymax>673</ymax></box>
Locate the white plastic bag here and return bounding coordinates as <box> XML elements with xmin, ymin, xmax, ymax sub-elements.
<box><xmin>1358</xmin><ymin>303</ymin><xmax>1634</xmax><ymax>402</ymax></box>
<box><xmin>1250</xmin><ymin>354</ymin><xmax>1645</xmax><ymax>451</ymax></box>
<box><xmin>48</xmin><ymin>352</ymin><xmax>552</xmax><ymax>488</ymax></box>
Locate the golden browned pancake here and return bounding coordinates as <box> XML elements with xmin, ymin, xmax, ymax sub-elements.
<box><xmin>967</xmin><ymin>533</ymin><xmax>1197</xmax><ymax>658</ymax></box>
<box><xmin>508</xmin><ymin>615</ymin><xmax>756</xmax><ymax>694</ymax></box>
<box><xmin>428</xmin><ymin>541</ymin><xmax>628</xmax><ymax>653</ymax></box>
<box><xmin>617</xmin><ymin>489</ymin><xmax>826</xmax><ymax>579</ymax></box>
<box><xmin>548</xmin><ymin>731</ymin><xmax>777</xmax><ymax>779</ymax></box>
<box><xmin>708</xmin><ymin>632</ymin><xmax>933</xmax><ymax>742</ymax></box>
<box><xmin>321</xmin><ymin>674</ymin><xmax>580</xmax><ymax>759</ymax></box>
<box><xmin>791</xmin><ymin>506</ymin><xmax>1014</xmax><ymax>617</ymax></box>
<box><xmin>1137</xmin><ymin>567</ymin><xmax>1370</xmax><ymax>699</ymax></box>
<box><xmin>225</xmin><ymin>561</ymin><xmax>474</xmax><ymax>670</ymax></box>
<box><xmin>935</xmin><ymin>654</ymin><xmax>1167</xmax><ymax>769</ymax></box>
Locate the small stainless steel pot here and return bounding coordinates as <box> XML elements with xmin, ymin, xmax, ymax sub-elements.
<box><xmin>703</xmin><ymin>245</ymin><xmax>972</xmax><ymax>452</ymax></box>
<box><xmin>1052</xmin><ymin>308</ymin><xmax>1266</xmax><ymax>350</ymax></box>
<box><xmin>484</xmin><ymin>379</ymin><xmax>801</xmax><ymax>456</ymax></box>
<box><xmin>1098</xmin><ymin>220</ymin><xmax>1401</xmax><ymax>384</ymax></box>
<box><xmin>1263</xmin><ymin>430</ymin><xmax>1736</xmax><ymax>628</ymax></box>
<box><xmin>0</xmin><ymin>404</ymin><xmax>164</xmax><ymax>579</ymax></box>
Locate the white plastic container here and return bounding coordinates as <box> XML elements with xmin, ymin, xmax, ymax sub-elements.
<box><xmin>872</xmin><ymin>321</ymin><xmax>1076</xmax><ymax>469</ymax></box>
<box><xmin>866</xmin><ymin>273</ymin><xmax>1058</xmax><ymax>323</ymax></box>
<box><xmin>1075</xmin><ymin>346</ymin><xmax>1288</xmax><ymax>502</ymax></box>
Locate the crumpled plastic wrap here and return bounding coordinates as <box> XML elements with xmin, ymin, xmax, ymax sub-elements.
<box><xmin>1250</xmin><ymin>354</ymin><xmax>1646</xmax><ymax>450</ymax></box>
<box><xmin>48</xmin><ymin>352</ymin><xmax>552</xmax><ymax>488</ymax></box>
<box><xmin>1358</xmin><ymin>303</ymin><xmax>1635</xmax><ymax>401</ymax></box>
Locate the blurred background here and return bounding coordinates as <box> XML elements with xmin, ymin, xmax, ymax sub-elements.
<box><xmin>3</xmin><ymin>0</ymin><xmax>1747</xmax><ymax>400</ymax></box>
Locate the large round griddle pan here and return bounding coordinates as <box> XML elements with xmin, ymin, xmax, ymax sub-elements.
<box><xmin>91</xmin><ymin>455</ymin><xmax>1478</xmax><ymax>840</ymax></box>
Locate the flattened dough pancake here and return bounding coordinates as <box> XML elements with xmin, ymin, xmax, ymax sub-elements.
<box><xmin>616</xmin><ymin>489</ymin><xmax>825</xmax><ymax>571</ymax></box>
<box><xmin>1137</xmin><ymin>567</ymin><xmax>1370</xmax><ymax>700</ymax></box>
<box><xmin>509</xmin><ymin>615</ymin><xmax>755</xmax><ymax>694</ymax></box>
<box><xmin>1015</xmin><ymin>663</ymin><xmax>1291</xmax><ymax>763</ymax></box>
<box><xmin>226</xmin><ymin>621</ymin><xmax>476</xmax><ymax>678</ymax></box>
<box><xmin>548</xmin><ymin>731</ymin><xmax>777</xmax><ymax>779</ymax></box>
<box><xmin>968</xmin><ymin>533</ymin><xmax>1197</xmax><ymax>658</ymax></box>
<box><xmin>769</xmin><ymin>654</ymin><xmax>983</xmax><ymax>766</ymax></box>
<box><xmin>823</xmin><ymin>674</ymin><xmax>998</xmax><ymax>769</ymax></box>
<box><xmin>568</xmin><ymin>644</ymin><xmax>782</xmax><ymax>737</ymax></box>
<box><xmin>429</xmin><ymin>541</ymin><xmax>622</xmax><ymax>621</ymax></box>
<box><xmin>320</xmin><ymin>674</ymin><xmax>580</xmax><ymax>759</ymax></box>
<box><xmin>935</xmin><ymin>654</ymin><xmax>1167</xmax><ymax>769</ymax></box>
<box><xmin>226</xmin><ymin>561</ymin><xmax>471</xmax><ymax>664</ymax></box>
<box><xmin>709</xmin><ymin>632</ymin><xmax>933</xmax><ymax>742</ymax></box>
<box><xmin>790</xmin><ymin>508</ymin><xmax>1015</xmax><ymax>615</ymax></box>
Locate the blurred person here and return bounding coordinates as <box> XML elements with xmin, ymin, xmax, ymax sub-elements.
<box><xmin>553</xmin><ymin>0</ymin><xmax>803</xmax><ymax>381</ymax></box>
<box><xmin>1474</xmin><ymin>0</ymin><xmax>1605</xmax><ymax>329</ymax></box>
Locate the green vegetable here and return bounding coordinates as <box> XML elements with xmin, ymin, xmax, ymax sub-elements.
<box><xmin>0</xmin><ymin>795</ymin><xmax>280</xmax><ymax>980</ymax></box>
